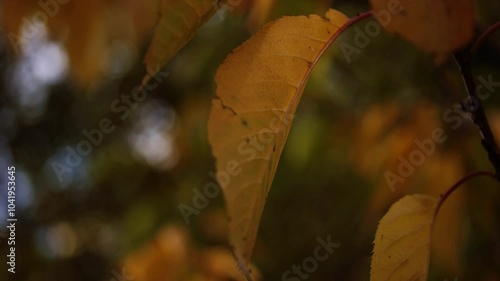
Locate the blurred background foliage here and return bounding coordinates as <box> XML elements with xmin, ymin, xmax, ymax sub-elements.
<box><xmin>0</xmin><ymin>0</ymin><xmax>500</xmax><ymax>280</ymax></box>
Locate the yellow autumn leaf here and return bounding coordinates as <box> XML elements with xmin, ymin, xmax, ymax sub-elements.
<box><xmin>142</xmin><ymin>0</ymin><xmax>227</xmax><ymax>85</ymax></box>
<box><xmin>369</xmin><ymin>0</ymin><xmax>474</xmax><ymax>63</ymax></box>
<box><xmin>371</xmin><ymin>194</ymin><xmax>438</xmax><ymax>281</ymax></box>
<box><xmin>207</xmin><ymin>9</ymin><xmax>349</xmax><ymax>276</ymax></box>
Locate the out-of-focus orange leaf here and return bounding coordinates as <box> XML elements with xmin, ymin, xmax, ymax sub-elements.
<box><xmin>354</xmin><ymin>102</ymin><xmax>441</xmax><ymax>197</ymax></box>
<box><xmin>369</xmin><ymin>0</ymin><xmax>474</xmax><ymax>63</ymax></box>
<box><xmin>355</xmin><ymin>102</ymin><xmax>438</xmax><ymax>234</ymax></box>
<box><xmin>246</xmin><ymin>0</ymin><xmax>276</xmax><ymax>33</ymax></box>
<box><xmin>124</xmin><ymin>225</ymin><xmax>190</xmax><ymax>281</ymax></box>
<box><xmin>123</xmin><ymin>224</ymin><xmax>261</xmax><ymax>281</ymax></box>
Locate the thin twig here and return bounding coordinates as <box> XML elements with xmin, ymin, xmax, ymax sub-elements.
<box><xmin>434</xmin><ymin>170</ymin><xmax>496</xmax><ymax>221</ymax></box>
<box><xmin>471</xmin><ymin>21</ymin><xmax>500</xmax><ymax>53</ymax></box>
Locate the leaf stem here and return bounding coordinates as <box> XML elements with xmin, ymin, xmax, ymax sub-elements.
<box><xmin>454</xmin><ymin>52</ymin><xmax>500</xmax><ymax>178</ymax></box>
<box><xmin>433</xmin><ymin>170</ymin><xmax>496</xmax><ymax>221</ymax></box>
<box><xmin>303</xmin><ymin>10</ymin><xmax>372</xmax><ymax>76</ymax></box>
<box><xmin>290</xmin><ymin>11</ymin><xmax>372</xmax><ymax>127</ymax></box>
<box><xmin>330</xmin><ymin>11</ymin><xmax>373</xmax><ymax>44</ymax></box>
<box><xmin>471</xmin><ymin>21</ymin><xmax>500</xmax><ymax>53</ymax></box>
<box><xmin>306</xmin><ymin>10</ymin><xmax>373</xmax><ymax>75</ymax></box>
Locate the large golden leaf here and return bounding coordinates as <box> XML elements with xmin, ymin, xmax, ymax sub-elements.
<box><xmin>369</xmin><ymin>0</ymin><xmax>474</xmax><ymax>63</ymax></box>
<box><xmin>371</xmin><ymin>194</ymin><xmax>437</xmax><ymax>281</ymax></box>
<box><xmin>207</xmin><ymin>9</ymin><xmax>349</xmax><ymax>275</ymax></box>
<box><xmin>143</xmin><ymin>0</ymin><xmax>227</xmax><ymax>84</ymax></box>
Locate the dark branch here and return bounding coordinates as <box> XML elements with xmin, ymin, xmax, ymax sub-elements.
<box><xmin>454</xmin><ymin>51</ymin><xmax>500</xmax><ymax>178</ymax></box>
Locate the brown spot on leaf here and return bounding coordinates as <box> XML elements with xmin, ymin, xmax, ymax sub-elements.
<box><xmin>241</xmin><ymin>118</ymin><xmax>249</xmax><ymax>127</ymax></box>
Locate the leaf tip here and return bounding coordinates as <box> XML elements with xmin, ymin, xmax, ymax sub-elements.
<box><xmin>325</xmin><ymin>9</ymin><xmax>350</xmax><ymax>25</ymax></box>
<box><xmin>230</xmin><ymin>247</ymin><xmax>254</xmax><ymax>281</ymax></box>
